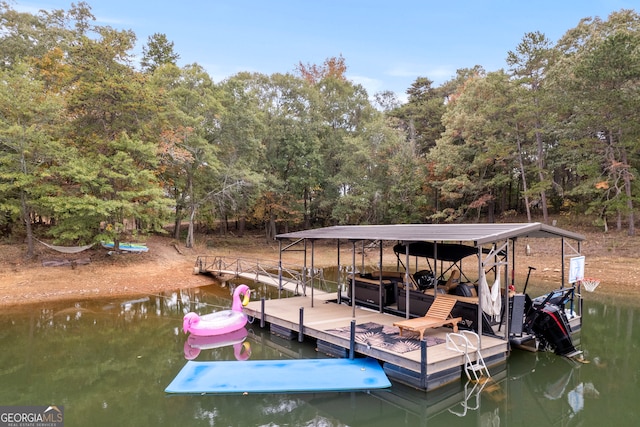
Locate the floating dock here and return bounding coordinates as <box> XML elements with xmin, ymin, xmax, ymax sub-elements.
<box><xmin>166</xmin><ymin>357</ymin><xmax>391</xmax><ymax>394</ymax></box>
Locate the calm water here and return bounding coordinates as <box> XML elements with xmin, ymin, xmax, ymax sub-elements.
<box><xmin>0</xmin><ymin>283</ymin><xmax>638</xmax><ymax>427</ymax></box>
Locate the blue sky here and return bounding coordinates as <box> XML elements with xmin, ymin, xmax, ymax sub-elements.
<box><xmin>17</xmin><ymin>1</ymin><xmax>636</xmax><ymax>101</ymax></box>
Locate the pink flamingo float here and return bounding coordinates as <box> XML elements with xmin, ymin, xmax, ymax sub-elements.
<box><xmin>183</xmin><ymin>284</ymin><xmax>251</xmax><ymax>336</ymax></box>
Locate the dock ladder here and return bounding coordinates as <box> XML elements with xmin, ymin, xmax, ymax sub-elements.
<box><xmin>446</xmin><ymin>331</ymin><xmax>490</xmax><ymax>382</ymax></box>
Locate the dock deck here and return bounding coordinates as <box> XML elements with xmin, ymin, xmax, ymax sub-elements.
<box><xmin>244</xmin><ymin>293</ymin><xmax>508</xmax><ymax>390</ymax></box>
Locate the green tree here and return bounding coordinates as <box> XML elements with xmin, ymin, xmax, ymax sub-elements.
<box><xmin>258</xmin><ymin>73</ymin><xmax>322</xmax><ymax>236</ymax></box>
<box><xmin>49</xmin><ymin>26</ymin><xmax>172</xmax><ymax>247</ymax></box>
<box><xmin>314</xmin><ymin>75</ymin><xmax>376</xmax><ymax>226</ymax></box>
<box><xmin>150</xmin><ymin>63</ymin><xmax>225</xmax><ymax>247</ymax></box>
<box><xmin>391</xmin><ymin>77</ymin><xmax>446</xmax><ymax>155</ymax></box>
<box><xmin>215</xmin><ymin>73</ymin><xmax>267</xmax><ymax>236</ymax></box>
<box><xmin>0</xmin><ymin>62</ymin><xmax>63</xmax><ymax>256</ymax></box>
<box><xmin>550</xmin><ymin>9</ymin><xmax>640</xmax><ymax>235</ymax></box>
<box><xmin>0</xmin><ymin>1</ymin><xmax>94</xmax><ymax>70</ymax></box>
<box><xmin>140</xmin><ymin>33</ymin><xmax>180</xmax><ymax>73</ymax></box>
<box><xmin>428</xmin><ymin>71</ymin><xmax>519</xmax><ymax>222</ymax></box>
<box><xmin>507</xmin><ymin>31</ymin><xmax>557</xmax><ymax>223</ymax></box>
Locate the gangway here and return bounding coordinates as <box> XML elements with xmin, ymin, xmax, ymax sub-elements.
<box><xmin>194</xmin><ymin>255</ymin><xmax>332</xmax><ymax>296</ymax></box>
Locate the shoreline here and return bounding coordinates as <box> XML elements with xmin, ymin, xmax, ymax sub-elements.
<box><xmin>1</xmin><ymin>232</ymin><xmax>639</xmax><ymax>309</ymax></box>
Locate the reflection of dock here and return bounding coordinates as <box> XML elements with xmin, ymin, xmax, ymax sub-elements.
<box><xmin>244</xmin><ymin>293</ymin><xmax>507</xmax><ymax>391</ymax></box>
<box><xmin>239</xmin><ymin>326</ymin><xmax>508</xmax><ymax>424</ymax></box>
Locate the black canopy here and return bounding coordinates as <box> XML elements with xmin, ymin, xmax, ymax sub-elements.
<box><xmin>393</xmin><ymin>242</ymin><xmax>478</xmax><ymax>262</ymax></box>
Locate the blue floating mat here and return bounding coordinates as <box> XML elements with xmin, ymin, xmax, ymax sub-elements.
<box><xmin>165</xmin><ymin>358</ymin><xmax>391</xmax><ymax>394</ymax></box>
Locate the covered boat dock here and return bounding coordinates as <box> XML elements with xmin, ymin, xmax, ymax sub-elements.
<box><xmin>242</xmin><ymin>222</ymin><xmax>585</xmax><ymax>390</ymax></box>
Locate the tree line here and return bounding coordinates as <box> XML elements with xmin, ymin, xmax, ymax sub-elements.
<box><xmin>1</xmin><ymin>2</ymin><xmax>638</xmax><ymax>257</ymax></box>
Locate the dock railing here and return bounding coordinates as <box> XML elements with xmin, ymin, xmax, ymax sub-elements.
<box><xmin>195</xmin><ymin>255</ymin><xmax>333</xmax><ymax>294</ymax></box>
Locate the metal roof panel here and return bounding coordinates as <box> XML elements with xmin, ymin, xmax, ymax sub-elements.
<box><xmin>276</xmin><ymin>223</ymin><xmax>584</xmax><ymax>245</ymax></box>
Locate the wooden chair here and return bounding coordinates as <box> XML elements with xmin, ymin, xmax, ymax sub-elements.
<box><xmin>393</xmin><ymin>296</ymin><xmax>462</xmax><ymax>341</ymax></box>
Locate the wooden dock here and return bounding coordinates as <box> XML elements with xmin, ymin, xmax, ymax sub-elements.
<box><xmin>244</xmin><ymin>293</ymin><xmax>508</xmax><ymax>391</ymax></box>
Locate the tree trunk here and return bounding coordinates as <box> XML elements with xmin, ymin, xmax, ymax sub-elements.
<box><xmin>186</xmin><ymin>174</ymin><xmax>195</xmax><ymax>248</ymax></box>
<box><xmin>303</xmin><ymin>187</ymin><xmax>310</xmax><ymax>229</ymax></box>
<box><xmin>619</xmin><ymin>143</ymin><xmax>635</xmax><ymax>236</ymax></box>
<box><xmin>516</xmin><ymin>133</ymin><xmax>532</xmax><ymax>222</ymax></box>
<box><xmin>266</xmin><ymin>211</ymin><xmax>277</xmax><ymax>241</ymax></box>
<box><xmin>186</xmin><ymin>206</ymin><xmax>196</xmax><ymax>248</ymax></box>
<box><xmin>535</xmin><ymin>130</ymin><xmax>549</xmax><ymax>224</ymax></box>
<box><xmin>21</xmin><ymin>190</ymin><xmax>34</xmax><ymax>258</ymax></box>
<box><xmin>173</xmin><ymin>212</ymin><xmax>181</xmax><ymax>240</ymax></box>
<box><xmin>487</xmin><ymin>197</ymin><xmax>495</xmax><ymax>223</ymax></box>
<box><xmin>237</xmin><ymin>216</ymin><xmax>245</xmax><ymax>237</ymax></box>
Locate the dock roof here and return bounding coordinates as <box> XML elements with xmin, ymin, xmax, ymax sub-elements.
<box><xmin>276</xmin><ymin>222</ymin><xmax>585</xmax><ymax>246</ymax></box>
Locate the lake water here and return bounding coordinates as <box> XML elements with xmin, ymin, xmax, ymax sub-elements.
<box><xmin>0</xmin><ymin>283</ymin><xmax>637</xmax><ymax>427</ymax></box>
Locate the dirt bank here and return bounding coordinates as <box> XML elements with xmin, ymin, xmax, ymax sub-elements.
<box><xmin>1</xmin><ymin>229</ymin><xmax>639</xmax><ymax>308</ymax></box>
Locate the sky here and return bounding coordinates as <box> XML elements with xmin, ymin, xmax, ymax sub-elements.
<box><xmin>16</xmin><ymin>0</ymin><xmax>637</xmax><ymax>101</ymax></box>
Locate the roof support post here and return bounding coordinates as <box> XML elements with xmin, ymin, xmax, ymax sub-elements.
<box><xmin>311</xmin><ymin>239</ymin><xmax>315</xmax><ymax>307</ymax></box>
<box><xmin>351</xmin><ymin>240</ymin><xmax>357</xmax><ymax>318</ymax></box>
<box><xmin>404</xmin><ymin>243</ymin><xmax>411</xmax><ymax>319</ymax></box>
<box><xmin>561</xmin><ymin>237</ymin><xmax>565</xmax><ymax>289</ymax></box>
<box><xmin>433</xmin><ymin>242</ymin><xmax>438</xmax><ymax>297</ymax></box>
<box><xmin>337</xmin><ymin>239</ymin><xmax>341</xmax><ymax>296</ymax></box>
<box><xmin>477</xmin><ymin>245</ymin><xmax>483</xmax><ymax>341</ymax></box>
<box><xmin>278</xmin><ymin>240</ymin><xmax>283</xmax><ymax>298</ymax></box>
<box><xmin>302</xmin><ymin>239</ymin><xmax>308</xmax><ymax>295</ymax></box>
<box><xmin>378</xmin><ymin>241</ymin><xmax>383</xmax><ymax>313</ymax></box>
<box><xmin>504</xmin><ymin>239</ymin><xmax>511</xmax><ymax>348</ymax></box>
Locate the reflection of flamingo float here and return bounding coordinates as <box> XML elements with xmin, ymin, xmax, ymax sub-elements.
<box><xmin>183</xmin><ymin>284</ymin><xmax>251</xmax><ymax>336</ymax></box>
<box><xmin>184</xmin><ymin>328</ymin><xmax>252</xmax><ymax>361</ymax></box>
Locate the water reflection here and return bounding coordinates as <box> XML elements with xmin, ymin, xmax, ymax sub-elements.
<box><xmin>184</xmin><ymin>328</ymin><xmax>251</xmax><ymax>360</ymax></box>
<box><xmin>0</xmin><ymin>286</ymin><xmax>638</xmax><ymax>426</ymax></box>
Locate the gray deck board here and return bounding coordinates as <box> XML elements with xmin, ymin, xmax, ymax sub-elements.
<box><xmin>244</xmin><ymin>295</ymin><xmax>507</xmax><ymax>379</ymax></box>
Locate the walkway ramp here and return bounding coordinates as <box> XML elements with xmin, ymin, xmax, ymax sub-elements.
<box><xmin>165</xmin><ymin>357</ymin><xmax>390</xmax><ymax>394</ymax></box>
<box><xmin>196</xmin><ymin>255</ymin><xmax>330</xmax><ymax>296</ymax></box>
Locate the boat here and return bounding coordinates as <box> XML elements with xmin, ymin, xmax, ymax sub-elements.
<box><xmin>100</xmin><ymin>241</ymin><xmax>149</xmax><ymax>252</ymax></box>
<box><xmin>518</xmin><ymin>287</ymin><xmax>581</xmax><ymax>356</ymax></box>
<box><xmin>386</xmin><ymin>241</ymin><xmax>582</xmax><ymax>357</ymax></box>
<box><xmin>183</xmin><ymin>327</ymin><xmax>251</xmax><ymax>360</ymax></box>
<box><xmin>183</xmin><ymin>284</ymin><xmax>251</xmax><ymax>336</ymax></box>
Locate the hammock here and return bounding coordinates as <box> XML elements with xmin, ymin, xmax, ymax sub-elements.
<box><xmin>36</xmin><ymin>239</ymin><xmax>94</xmax><ymax>254</ymax></box>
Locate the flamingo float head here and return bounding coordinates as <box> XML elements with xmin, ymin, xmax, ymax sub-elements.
<box><xmin>183</xmin><ymin>312</ymin><xmax>200</xmax><ymax>334</ymax></box>
<box><xmin>231</xmin><ymin>284</ymin><xmax>251</xmax><ymax>312</ymax></box>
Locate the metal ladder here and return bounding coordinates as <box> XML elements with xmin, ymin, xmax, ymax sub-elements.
<box><xmin>446</xmin><ymin>331</ymin><xmax>490</xmax><ymax>381</ymax></box>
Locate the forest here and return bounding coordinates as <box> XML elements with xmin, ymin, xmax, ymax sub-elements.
<box><xmin>1</xmin><ymin>2</ymin><xmax>639</xmax><ymax>257</ymax></box>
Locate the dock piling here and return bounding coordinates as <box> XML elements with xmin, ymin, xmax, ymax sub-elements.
<box><xmin>349</xmin><ymin>320</ymin><xmax>355</xmax><ymax>359</ymax></box>
<box><xmin>298</xmin><ymin>307</ymin><xmax>304</xmax><ymax>343</ymax></box>
<box><xmin>420</xmin><ymin>339</ymin><xmax>427</xmax><ymax>389</ymax></box>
